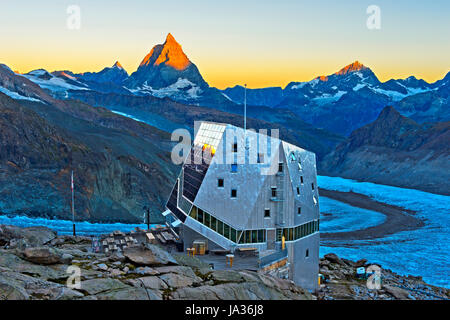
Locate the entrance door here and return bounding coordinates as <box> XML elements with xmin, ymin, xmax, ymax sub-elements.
<box><xmin>266</xmin><ymin>229</ymin><xmax>276</xmax><ymax>250</ymax></box>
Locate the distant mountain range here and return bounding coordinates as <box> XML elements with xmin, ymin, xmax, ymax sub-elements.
<box><xmin>0</xmin><ymin>33</ymin><xmax>449</xmax><ymax>202</ymax></box>
<box><xmin>224</xmin><ymin>61</ymin><xmax>450</xmax><ymax>135</ymax></box>
<box><xmin>9</xmin><ymin>33</ymin><xmax>449</xmax><ymax>137</ymax></box>
<box><xmin>321</xmin><ymin>106</ymin><xmax>450</xmax><ymax>195</ymax></box>
<box><xmin>0</xmin><ymin>64</ymin><xmax>177</xmax><ymax>223</ymax></box>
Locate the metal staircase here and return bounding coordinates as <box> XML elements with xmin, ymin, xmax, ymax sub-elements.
<box><xmin>275</xmin><ymin>169</ymin><xmax>285</xmax><ymax>227</ymax></box>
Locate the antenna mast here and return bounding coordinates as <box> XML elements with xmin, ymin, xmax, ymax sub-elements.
<box><xmin>71</xmin><ymin>170</ymin><xmax>76</xmax><ymax>236</ymax></box>
<box><xmin>244</xmin><ymin>83</ymin><xmax>247</xmax><ymax>134</ymax></box>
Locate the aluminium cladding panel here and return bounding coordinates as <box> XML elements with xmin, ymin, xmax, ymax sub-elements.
<box><xmin>282</xmin><ymin>142</ymin><xmax>320</xmax><ymax>226</ymax></box>
<box><xmin>193</xmin><ymin>139</ymin><xmax>281</xmax><ymax>230</ymax></box>
<box><xmin>287</xmin><ymin>232</ymin><xmax>320</xmax><ymax>291</ymax></box>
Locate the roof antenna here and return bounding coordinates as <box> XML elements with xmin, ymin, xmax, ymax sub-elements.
<box><xmin>244</xmin><ymin>83</ymin><xmax>247</xmax><ymax>134</ymax></box>
<box><xmin>244</xmin><ymin>84</ymin><xmax>249</xmax><ymax>150</ymax></box>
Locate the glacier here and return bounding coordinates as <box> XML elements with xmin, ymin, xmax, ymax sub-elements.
<box><xmin>318</xmin><ymin>175</ymin><xmax>450</xmax><ymax>288</ymax></box>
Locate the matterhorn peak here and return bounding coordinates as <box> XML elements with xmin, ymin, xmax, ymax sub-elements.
<box><xmin>127</xmin><ymin>33</ymin><xmax>207</xmax><ymax>90</ymax></box>
<box><xmin>139</xmin><ymin>33</ymin><xmax>191</xmax><ymax>71</ymax></box>
<box><xmin>335</xmin><ymin>61</ymin><xmax>368</xmax><ymax>75</ymax></box>
<box><xmin>165</xmin><ymin>33</ymin><xmax>177</xmax><ymax>44</ymax></box>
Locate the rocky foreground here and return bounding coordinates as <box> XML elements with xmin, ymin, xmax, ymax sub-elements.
<box><xmin>0</xmin><ymin>224</ymin><xmax>448</xmax><ymax>300</ymax></box>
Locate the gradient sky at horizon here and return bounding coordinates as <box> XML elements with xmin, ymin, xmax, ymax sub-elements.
<box><xmin>1</xmin><ymin>0</ymin><xmax>449</xmax><ymax>89</ymax></box>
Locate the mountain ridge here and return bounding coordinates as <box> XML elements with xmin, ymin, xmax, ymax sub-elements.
<box><xmin>320</xmin><ymin>106</ymin><xmax>450</xmax><ymax>195</ymax></box>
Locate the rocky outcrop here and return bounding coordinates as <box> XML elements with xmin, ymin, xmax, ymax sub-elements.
<box><xmin>1</xmin><ymin>224</ymin><xmax>448</xmax><ymax>300</ymax></box>
<box><xmin>123</xmin><ymin>244</ymin><xmax>178</xmax><ymax>266</ymax></box>
<box><xmin>0</xmin><ymin>225</ymin><xmax>313</xmax><ymax>300</ymax></box>
<box><xmin>317</xmin><ymin>252</ymin><xmax>449</xmax><ymax>300</ymax></box>
<box><xmin>22</xmin><ymin>247</ymin><xmax>63</xmax><ymax>265</ymax></box>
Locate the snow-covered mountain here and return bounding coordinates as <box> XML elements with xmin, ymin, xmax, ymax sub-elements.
<box><xmin>126</xmin><ymin>33</ymin><xmax>207</xmax><ymax>89</ymax></box>
<box><xmin>77</xmin><ymin>61</ymin><xmax>129</xmax><ymax>85</ymax></box>
<box><xmin>222</xmin><ymin>61</ymin><xmax>449</xmax><ymax>135</ymax></box>
<box><xmin>5</xmin><ymin>36</ymin><xmax>449</xmax><ymax>136</ymax></box>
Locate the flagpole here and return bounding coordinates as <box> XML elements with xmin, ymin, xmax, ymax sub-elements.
<box><xmin>71</xmin><ymin>170</ymin><xmax>76</xmax><ymax>236</ymax></box>
<box><xmin>244</xmin><ymin>84</ymin><xmax>247</xmax><ymax>134</ymax></box>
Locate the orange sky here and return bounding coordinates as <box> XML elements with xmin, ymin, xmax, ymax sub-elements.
<box><xmin>1</xmin><ymin>0</ymin><xmax>449</xmax><ymax>89</ymax></box>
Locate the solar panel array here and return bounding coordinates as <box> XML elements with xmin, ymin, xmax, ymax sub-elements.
<box><xmin>166</xmin><ymin>180</ymin><xmax>187</xmax><ymax>222</ymax></box>
<box><xmin>182</xmin><ymin>145</ymin><xmax>212</xmax><ymax>202</ymax></box>
<box><xmin>194</xmin><ymin>123</ymin><xmax>226</xmax><ymax>149</ymax></box>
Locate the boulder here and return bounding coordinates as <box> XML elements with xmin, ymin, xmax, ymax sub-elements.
<box><xmin>78</xmin><ymin>278</ymin><xmax>129</xmax><ymax>295</ymax></box>
<box><xmin>154</xmin><ymin>266</ymin><xmax>199</xmax><ymax>279</ymax></box>
<box><xmin>126</xmin><ymin>276</ymin><xmax>168</xmax><ymax>290</ymax></box>
<box><xmin>108</xmin><ymin>252</ymin><xmax>126</xmax><ymax>263</ymax></box>
<box><xmin>123</xmin><ymin>244</ymin><xmax>178</xmax><ymax>267</ymax></box>
<box><xmin>0</xmin><ymin>279</ymin><xmax>30</xmax><ymax>300</ymax></box>
<box><xmin>95</xmin><ymin>287</ymin><xmax>162</xmax><ymax>300</ymax></box>
<box><xmin>171</xmin><ymin>282</ymin><xmax>310</xmax><ymax>300</ymax></box>
<box><xmin>173</xmin><ymin>254</ymin><xmax>211</xmax><ymax>269</ymax></box>
<box><xmin>324</xmin><ymin>253</ymin><xmax>346</xmax><ymax>266</ymax></box>
<box><xmin>384</xmin><ymin>285</ymin><xmax>411</xmax><ymax>300</ymax></box>
<box><xmin>0</xmin><ymin>225</ymin><xmax>56</xmax><ymax>247</ymax></box>
<box><xmin>132</xmin><ymin>266</ymin><xmax>160</xmax><ymax>276</ymax></box>
<box><xmin>355</xmin><ymin>259</ymin><xmax>368</xmax><ymax>267</ymax></box>
<box><xmin>159</xmin><ymin>272</ymin><xmax>202</xmax><ymax>288</ymax></box>
<box><xmin>22</xmin><ymin>247</ymin><xmax>62</xmax><ymax>265</ymax></box>
<box><xmin>210</xmin><ymin>270</ymin><xmax>245</xmax><ymax>284</ymax></box>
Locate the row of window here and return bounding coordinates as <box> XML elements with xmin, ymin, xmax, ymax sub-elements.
<box><xmin>218</xmin><ymin>178</ymin><xmax>314</xmax><ymax>200</ymax></box>
<box><xmin>189</xmin><ymin>206</ymin><xmax>266</xmax><ymax>244</ymax></box>
<box><xmin>276</xmin><ymin>220</ymin><xmax>320</xmax><ymax>242</ymax></box>
<box><xmin>189</xmin><ymin>206</ymin><xmax>319</xmax><ymax>244</ymax></box>
<box><xmin>264</xmin><ymin>206</ymin><xmax>302</xmax><ymax>219</ymax></box>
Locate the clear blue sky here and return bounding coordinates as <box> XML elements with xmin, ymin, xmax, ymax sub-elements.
<box><xmin>1</xmin><ymin>0</ymin><xmax>449</xmax><ymax>88</ymax></box>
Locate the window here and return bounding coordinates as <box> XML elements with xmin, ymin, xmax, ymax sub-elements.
<box><xmin>204</xmin><ymin>213</ymin><xmax>210</xmax><ymax>228</ymax></box>
<box><xmin>231</xmin><ymin>164</ymin><xmax>238</xmax><ymax>173</ymax></box>
<box><xmin>217</xmin><ymin>221</ymin><xmax>224</xmax><ymax>235</ymax></box>
<box><xmin>245</xmin><ymin>230</ymin><xmax>251</xmax><ymax>243</ymax></box>
<box><xmin>251</xmin><ymin>230</ymin><xmax>257</xmax><ymax>243</ymax></box>
<box><xmin>211</xmin><ymin>216</ymin><xmax>217</xmax><ymax>231</ymax></box>
<box><xmin>224</xmin><ymin>224</ymin><xmax>230</xmax><ymax>239</ymax></box>
<box><xmin>231</xmin><ymin>189</ymin><xmax>237</xmax><ymax>198</ymax></box>
<box><xmin>288</xmin><ymin>228</ymin><xmax>293</xmax><ymax>241</ymax></box>
<box><xmin>232</xmin><ymin>142</ymin><xmax>238</xmax><ymax>152</ymax></box>
<box><xmin>271</xmin><ymin>187</ymin><xmax>277</xmax><ymax>198</ymax></box>
<box><xmin>305</xmin><ymin>249</ymin><xmax>309</xmax><ymax>258</ymax></box>
<box><xmin>278</xmin><ymin>162</ymin><xmax>283</xmax><ymax>173</ymax></box>
<box><xmin>197</xmin><ymin>209</ymin><xmax>204</xmax><ymax>224</ymax></box>
<box><xmin>257</xmin><ymin>230</ymin><xmax>265</xmax><ymax>243</ymax></box>
<box><xmin>300</xmin><ymin>176</ymin><xmax>304</xmax><ymax>184</ymax></box>
<box><xmin>289</xmin><ymin>152</ymin><xmax>296</xmax><ymax>162</ymax></box>
<box><xmin>217</xmin><ymin>178</ymin><xmax>224</xmax><ymax>188</ymax></box>
<box><xmin>311</xmin><ymin>183</ymin><xmax>315</xmax><ymax>190</ymax></box>
<box><xmin>230</xmin><ymin>228</ymin><xmax>237</xmax><ymax>242</ymax></box>
<box><xmin>296</xmin><ymin>187</ymin><xmax>300</xmax><ymax>195</ymax></box>
<box><xmin>257</xmin><ymin>153</ymin><xmax>264</xmax><ymax>164</ymax></box>
<box><xmin>264</xmin><ymin>209</ymin><xmax>271</xmax><ymax>218</ymax></box>
<box><xmin>190</xmin><ymin>207</ymin><xmax>197</xmax><ymax>220</ymax></box>
<box><xmin>297</xmin><ymin>207</ymin><xmax>302</xmax><ymax>215</ymax></box>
